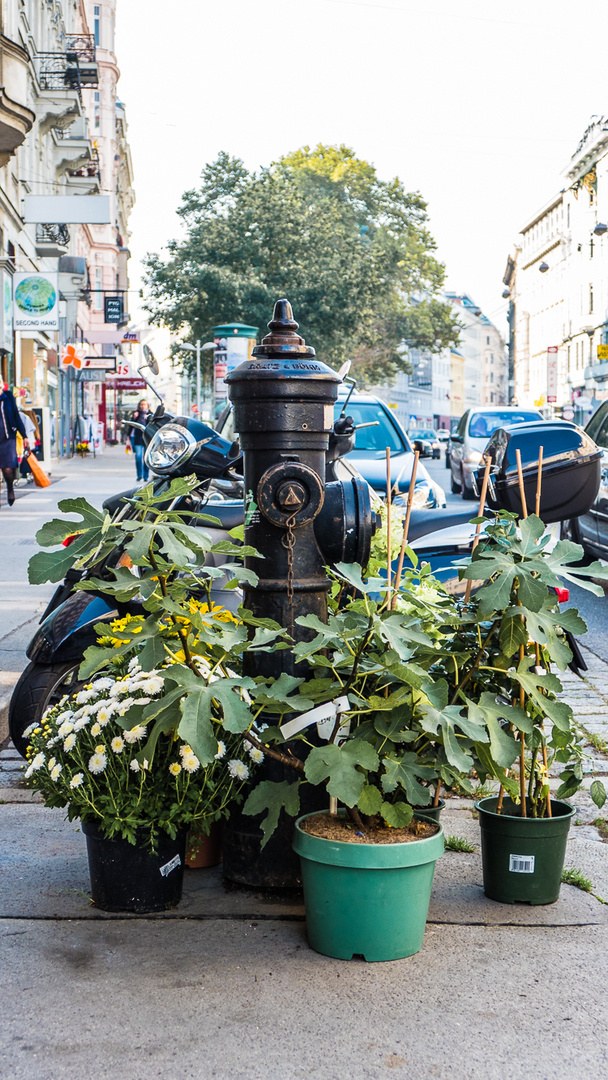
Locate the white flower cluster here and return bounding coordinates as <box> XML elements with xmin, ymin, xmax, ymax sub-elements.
<box><xmin>179</xmin><ymin>744</ymin><xmax>200</xmax><ymax>774</ymax></box>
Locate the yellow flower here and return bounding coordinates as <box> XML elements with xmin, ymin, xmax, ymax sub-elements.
<box><xmin>169</xmin><ymin>762</ymin><xmax>181</xmax><ymax>776</ymax></box>
<box><xmin>95</xmin><ymin>744</ymin><xmax>105</xmax><ymax>754</ymax></box>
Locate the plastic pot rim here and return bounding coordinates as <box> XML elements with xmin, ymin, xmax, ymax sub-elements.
<box><xmin>293</xmin><ymin>810</ymin><xmax>444</xmax><ymax>870</ymax></box>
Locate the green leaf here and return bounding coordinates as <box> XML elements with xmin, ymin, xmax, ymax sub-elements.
<box><xmin>381</xmin><ymin>753</ymin><xmax>436</xmax><ymax>805</ymax></box>
<box><xmin>499</xmin><ymin>614</ymin><xmax>528</xmax><ymax>658</ymax></box>
<box><xmin>332</xmin><ymin>562</ymin><xmax>386</xmax><ymax>595</ymax></box>
<box><xmin>464</xmin><ymin>693</ymin><xmax>523</xmax><ymax>769</ymax></box>
<box><xmin>304</xmin><ymin>740</ymin><xmax>379</xmax><ymax>806</ymax></box>
<box><xmin>243</xmin><ymin>780</ymin><xmax>300</xmax><ymax>848</ymax></box>
<box><xmin>177</xmin><ymin>691</ymin><xmax>220</xmax><ymax>764</ymax></box>
<box><xmin>358</xmin><ymin>783</ymin><xmax>383</xmax><ymax>815</ymax></box>
<box><xmin>591</xmin><ymin>779</ymin><xmax>607</xmax><ymax>809</ymax></box>
<box><xmin>513</xmin><ymin>660</ymin><xmax>572</xmax><ymax>731</ymax></box>
<box><xmin>381</xmin><ymin>801</ymin><xmax>414</xmax><ymax>828</ymax></box>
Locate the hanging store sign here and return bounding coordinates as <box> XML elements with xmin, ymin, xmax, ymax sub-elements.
<box><xmin>79</xmin><ymin>369</ymin><xmax>106</xmax><ymax>382</ymax></box>
<box><xmin>23</xmin><ymin>195</ymin><xmax>111</xmax><ymax>225</ymax></box>
<box><xmin>546</xmin><ymin>346</ymin><xmax>558</xmax><ymax>403</ymax></box>
<box><xmin>83</xmin><ymin>356</ymin><xmax>117</xmax><ymax>370</ymax></box>
<box><xmin>61</xmin><ymin>343</ymin><xmax>87</xmax><ymax>369</ymax></box>
<box><xmin>104</xmin><ymin>296</ymin><xmax>124</xmax><ymax>324</ymax></box>
<box><xmin>13</xmin><ymin>273</ymin><xmax>59</xmax><ymax>330</ymax></box>
<box><xmin>106</xmin><ymin>376</ymin><xmax>147</xmax><ymax>390</ymax></box>
<box><xmin>597</xmin><ymin>344</ymin><xmax>608</xmax><ymax>361</ymax></box>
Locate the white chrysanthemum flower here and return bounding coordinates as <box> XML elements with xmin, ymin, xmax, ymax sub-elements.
<box><xmin>63</xmin><ymin>733</ymin><xmax>77</xmax><ymax>752</ymax></box>
<box><xmin>92</xmin><ymin>677</ymin><xmax>114</xmax><ymax>692</ymax></box>
<box><xmin>88</xmin><ymin>751</ymin><xmax>107</xmax><ymax>775</ymax></box>
<box><xmin>179</xmin><ymin>744</ymin><xmax>192</xmax><ymax>758</ymax></box>
<box><xmin>96</xmin><ymin>707</ymin><xmax>113</xmax><ymax>727</ymax></box>
<box><xmin>48</xmin><ymin>757</ymin><xmax>56</xmax><ymax>771</ymax></box>
<box><xmin>109</xmin><ymin>681</ymin><xmax>129</xmax><ymax>698</ymax></box>
<box><xmin>215</xmin><ymin>741</ymin><xmax>226</xmax><ymax>760</ymax></box>
<box><xmin>90</xmin><ymin>722</ymin><xmax>101</xmax><ymax>737</ymax></box>
<box><xmin>117</xmin><ymin>697</ymin><xmax>136</xmax><ymax>716</ymax></box>
<box><xmin>50</xmin><ymin>764</ymin><xmax>62</xmax><ymax>781</ymax></box>
<box><xmin>46</xmin><ymin>736</ymin><xmax>61</xmax><ymax>748</ymax></box>
<box><xmin>129</xmin><ymin>759</ymin><xmax>140</xmax><ymax>773</ymax></box>
<box><xmin>111</xmin><ymin>736</ymin><xmax>125</xmax><ymax>754</ymax></box>
<box><xmin>140</xmin><ymin>676</ymin><xmax>165</xmax><ymax>696</ymax></box>
<box><xmin>69</xmin><ymin>772</ymin><xmax>84</xmax><ymax>789</ymax></box>
<box><xmin>75</xmin><ymin>689</ymin><xmax>96</xmax><ymax>705</ymax></box>
<box><xmin>22</xmin><ymin>722</ymin><xmax>37</xmax><ymax>740</ymax></box>
<box><xmin>181</xmin><ymin>753</ymin><xmax>200</xmax><ymax>774</ymax></box>
<box><xmin>124</xmin><ymin>724</ymin><xmax>147</xmax><ymax>744</ymax></box>
<box><xmin>128</xmin><ymin>658</ymin><xmax>141</xmax><ymax>673</ymax></box>
<box><xmin>134</xmin><ymin>696</ymin><xmax>151</xmax><ymax>706</ymax></box>
<box><xmin>94</xmin><ymin>744</ymin><xmax>105</xmax><ymax>754</ymax></box>
<box><xmin>248</xmin><ymin>746</ymin><xmax>264</xmax><ymax>765</ymax></box>
<box><xmin>55</xmin><ymin>710</ymin><xmax>75</xmax><ymax>726</ymax></box>
<box><xmin>228</xmin><ymin>759</ymin><xmax>249</xmax><ymax>781</ymax></box>
<box><xmin>24</xmin><ymin>752</ymin><xmax>45</xmax><ymax>778</ymax></box>
<box><xmin>169</xmin><ymin>762</ymin><xmax>181</xmax><ymax>776</ymax></box>
<box><xmin>58</xmin><ymin>720</ymin><xmax>74</xmax><ymax>738</ymax></box>
<box><xmin>73</xmin><ymin>716</ymin><xmax>90</xmax><ymax>733</ymax></box>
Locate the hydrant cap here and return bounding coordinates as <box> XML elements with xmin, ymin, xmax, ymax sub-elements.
<box><xmin>252</xmin><ymin>298</ymin><xmax>316</xmax><ymax>358</ymax></box>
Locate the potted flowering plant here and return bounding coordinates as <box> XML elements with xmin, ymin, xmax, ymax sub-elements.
<box><xmin>24</xmin><ymin>654</ymin><xmax>254</xmax><ymax>912</ymax></box>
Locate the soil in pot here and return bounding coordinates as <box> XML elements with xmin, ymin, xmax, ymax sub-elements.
<box><xmin>476</xmin><ymin>796</ymin><xmax>575</xmax><ymax>905</ymax></box>
<box><xmin>294</xmin><ymin>811</ymin><xmax>444</xmax><ymax>962</ymax></box>
<box><xmin>82</xmin><ymin>821</ymin><xmax>187</xmax><ymax>913</ymax></box>
<box><xmin>300</xmin><ymin>813</ymin><xmax>439</xmax><ymax>844</ymax></box>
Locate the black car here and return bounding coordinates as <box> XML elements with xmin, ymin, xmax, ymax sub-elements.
<box><xmin>408</xmin><ymin>428</ymin><xmax>442</xmax><ymax>459</ymax></box>
<box><xmin>567</xmin><ymin>401</ymin><xmax>608</xmax><ymax>558</ymax></box>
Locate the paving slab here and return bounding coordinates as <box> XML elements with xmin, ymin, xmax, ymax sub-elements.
<box><xmin>2</xmin><ymin>804</ymin><xmax>607</xmax><ymax>928</ymax></box>
<box><xmin>1</xmin><ymin>918</ymin><xmax>607</xmax><ymax>1080</ymax></box>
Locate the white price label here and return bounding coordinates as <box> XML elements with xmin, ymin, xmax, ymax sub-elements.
<box><xmin>159</xmin><ymin>853</ymin><xmax>181</xmax><ymax>877</ymax></box>
<box><xmin>509</xmin><ymin>854</ymin><xmax>535</xmax><ymax>874</ymax></box>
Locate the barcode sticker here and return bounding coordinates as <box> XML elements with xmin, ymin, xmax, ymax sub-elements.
<box><xmin>509</xmin><ymin>854</ymin><xmax>535</xmax><ymax>874</ymax></box>
<box><xmin>159</xmin><ymin>853</ymin><xmax>181</xmax><ymax>877</ymax></box>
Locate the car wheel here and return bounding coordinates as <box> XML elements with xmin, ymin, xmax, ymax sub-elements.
<box><xmin>450</xmin><ymin>470</ymin><xmax>462</xmax><ymax>494</ymax></box>
<box><xmin>461</xmin><ymin>468</ymin><xmax>476</xmax><ymax>501</ymax></box>
<box><xmin>445</xmin><ymin>451</ymin><xmax>451</xmax><ymax>470</ymax></box>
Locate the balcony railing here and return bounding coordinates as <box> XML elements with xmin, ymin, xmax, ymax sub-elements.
<box><xmin>36</xmin><ymin>36</ymin><xmax>99</xmax><ymax>92</ymax></box>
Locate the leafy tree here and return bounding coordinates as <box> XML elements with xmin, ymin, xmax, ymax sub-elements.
<box><xmin>144</xmin><ymin>145</ymin><xmax>460</xmax><ymax>385</ymax></box>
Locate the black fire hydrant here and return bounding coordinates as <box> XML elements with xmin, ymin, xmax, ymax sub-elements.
<box><xmin>223</xmin><ymin>299</ymin><xmax>376</xmax><ymax>887</ymax></box>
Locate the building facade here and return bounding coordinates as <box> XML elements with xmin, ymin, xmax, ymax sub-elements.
<box><xmin>505</xmin><ymin>115</ymin><xmax>608</xmax><ymax>424</ymax></box>
<box><xmin>372</xmin><ymin>294</ymin><xmax>507</xmax><ymax>433</ymax></box>
<box><xmin>0</xmin><ymin>0</ymin><xmax>134</xmax><ymax>455</ymax></box>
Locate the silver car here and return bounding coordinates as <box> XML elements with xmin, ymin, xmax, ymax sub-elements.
<box><xmin>449</xmin><ymin>407</ymin><xmax>544</xmax><ymax>499</ymax></box>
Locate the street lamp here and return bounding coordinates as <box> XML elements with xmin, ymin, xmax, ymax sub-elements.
<box><xmin>180</xmin><ymin>341</ymin><xmax>215</xmax><ymax>417</ymax></box>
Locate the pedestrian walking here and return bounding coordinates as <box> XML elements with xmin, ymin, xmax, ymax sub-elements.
<box><xmin>0</xmin><ymin>385</ymin><xmax>29</xmax><ymax>506</ymax></box>
<box><xmin>18</xmin><ymin>408</ymin><xmax>39</xmax><ymax>481</ymax></box>
<box><xmin>129</xmin><ymin>399</ymin><xmax>151</xmax><ymax>482</ymax></box>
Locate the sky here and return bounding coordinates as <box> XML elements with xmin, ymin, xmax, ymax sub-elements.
<box><xmin>115</xmin><ymin>0</ymin><xmax>608</xmax><ymax>339</ymax></box>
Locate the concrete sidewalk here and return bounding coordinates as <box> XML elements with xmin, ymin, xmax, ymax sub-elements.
<box><xmin>2</xmin><ymin>453</ymin><xmax>608</xmax><ymax>1078</ymax></box>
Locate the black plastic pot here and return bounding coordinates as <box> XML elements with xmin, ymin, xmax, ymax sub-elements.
<box><xmin>412</xmin><ymin>798</ymin><xmax>445</xmax><ymax>824</ymax></box>
<box><xmin>81</xmin><ymin>821</ymin><xmax>187</xmax><ymax>913</ymax></box>
<box><xmin>475</xmin><ymin>796</ymin><xmax>575</xmax><ymax>905</ymax></box>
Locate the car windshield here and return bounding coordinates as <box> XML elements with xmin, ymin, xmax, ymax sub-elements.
<box><xmin>468</xmin><ymin>411</ymin><xmax>542</xmax><ymax>439</ymax></box>
<box><xmin>410</xmin><ymin>430</ymin><xmax>433</xmax><ymax>440</ymax></box>
<box><xmin>334</xmin><ymin>402</ymin><xmax>407</xmax><ymax>453</ymax></box>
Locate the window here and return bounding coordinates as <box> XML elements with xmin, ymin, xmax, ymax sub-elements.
<box><xmin>94</xmin><ymin>91</ymin><xmax>100</xmax><ymax>131</ymax></box>
<box><xmin>591</xmin><ymin>240</ymin><xmax>594</xmax><ymax>258</ymax></box>
<box><xmin>590</xmin><ymin>284</ymin><xmax>594</xmax><ymax>314</ymax></box>
<box><xmin>94</xmin><ymin>267</ymin><xmax>103</xmax><ymax>311</ymax></box>
<box><xmin>486</xmin><ymin>336</ymin><xmax>490</xmax><ymax>345</ymax></box>
<box><xmin>94</xmin><ymin>5</ymin><xmax>101</xmax><ymax>47</ymax></box>
<box><xmin>567</xmin><ymin>203</ymin><xmax>570</xmax><ymax>227</ymax></box>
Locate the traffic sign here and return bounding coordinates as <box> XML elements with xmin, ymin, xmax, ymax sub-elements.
<box><xmin>562</xmin><ymin>407</ymin><xmax>575</xmax><ymax>420</ymax></box>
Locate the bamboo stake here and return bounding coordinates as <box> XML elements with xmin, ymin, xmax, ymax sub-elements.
<box><xmin>463</xmin><ymin>454</ymin><xmax>492</xmax><ymax>605</ymax></box>
<box><xmin>535</xmin><ymin>445</ymin><xmax>543</xmax><ymax>517</ymax></box>
<box><xmin>386</xmin><ymin>447</ymin><xmax>392</xmax><ymax>606</ymax></box>
<box><xmin>533</xmin><ymin>447</ymin><xmax>552</xmax><ymax>817</ymax></box>
<box><xmin>392</xmin><ymin>450</ymin><xmax>420</xmax><ymax>604</ymax></box>
<box><xmin>496</xmin><ymin>784</ymin><xmax>505</xmax><ymax>813</ymax></box>
<box><xmin>515</xmin><ymin>448</ymin><xmax>528</xmax><ymax>519</ymax></box>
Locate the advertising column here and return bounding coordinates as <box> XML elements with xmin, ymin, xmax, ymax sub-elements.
<box><xmin>211</xmin><ymin>322</ymin><xmax>258</xmax><ymax>416</ymax></box>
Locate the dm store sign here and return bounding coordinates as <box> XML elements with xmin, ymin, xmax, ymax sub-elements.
<box><xmin>13</xmin><ymin>272</ymin><xmax>59</xmax><ymax>330</ymax></box>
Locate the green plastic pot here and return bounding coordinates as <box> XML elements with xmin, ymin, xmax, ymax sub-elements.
<box><xmin>292</xmin><ymin>812</ymin><xmax>444</xmax><ymax>962</ymax></box>
<box><xmin>475</xmin><ymin>796</ymin><xmax>575</xmax><ymax>905</ymax></box>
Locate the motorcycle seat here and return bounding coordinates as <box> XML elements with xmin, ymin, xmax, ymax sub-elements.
<box><xmin>203</xmin><ymin>500</ymin><xmax>244</xmax><ymax>531</ymax></box>
<box><xmin>407</xmin><ymin>507</ymin><xmax>486</xmax><ymax>544</ymax></box>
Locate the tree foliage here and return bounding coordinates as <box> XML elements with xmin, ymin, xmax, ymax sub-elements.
<box><xmin>144</xmin><ymin>145</ymin><xmax>461</xmax><ymax>384</ymax></box>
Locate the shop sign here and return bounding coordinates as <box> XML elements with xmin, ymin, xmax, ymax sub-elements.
<box><xmin>0</xmin><ymin>270</ymin><xmax>12</xmax><ymax>350</ymax></box>
<box><xmin>106</xmin><ymin>377</ymin><xmax>147</xmax><ymax>390</ymax></box>
<box><xmin>13</xmin><ymin>272</ymin><xmax>59</xmax><ymax>330</ymax></box>
<box><xmin>79</xmin><ymin>369</ymin><xmax>105</xmax><ymax>382</ymax></box>
<box><xmin>546</xmin><ymin>346</ymin><xmax>558</xmax><ymax>403</ymax></box>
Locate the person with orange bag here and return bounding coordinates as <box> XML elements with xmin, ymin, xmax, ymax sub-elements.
<box><xmin>0</xmin><ymin>385</ymin><xmax>29</xmax><ymax>506</ymax></box>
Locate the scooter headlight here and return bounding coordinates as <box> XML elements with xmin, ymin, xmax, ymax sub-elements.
<box><xmin>145</xmin><ymin>424</ymin><xmax>197</xmax><ymax>473</ymax></box>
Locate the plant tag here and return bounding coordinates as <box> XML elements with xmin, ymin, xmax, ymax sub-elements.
<box><xmin>279</xmin><ymin>696</ymin><xmax>350</xmax><ymax>741</ymax></box>
<box><xmin>159</xmin><ymin>853</ymin><xmax>181</xmax><ymax>877</ymax></box>
<box><xmin>509</xmin><ymin>853</ymin><xmax>535</xmax><ymax>874</ymax></box>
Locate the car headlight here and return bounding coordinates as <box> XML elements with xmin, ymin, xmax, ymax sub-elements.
<box><xmin>410</xmin><ymin>482</ymin><xmax>432</xmax><ymax>509</ymax></box>
<box><xmin>465</xmin><ymin>450</ymin><xmax>483</xmax><ymax>464</ymax></box>
<box><xmin>145</xmin><ymin>424</ymin><xmax>197</xmax><ymax>472</ymax></box>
